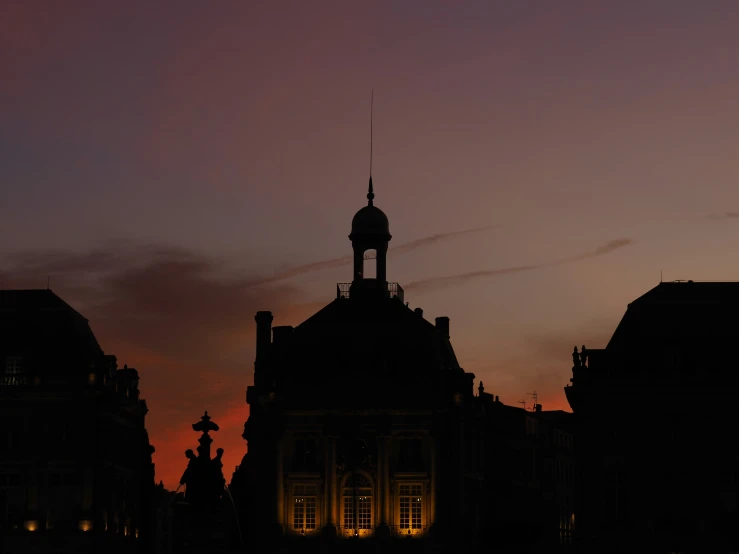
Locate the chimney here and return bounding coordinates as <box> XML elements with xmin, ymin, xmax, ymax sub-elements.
<box><xmin>535</xmin><ymin>403</ymin><xmax>542</xmax><ymax>413</ymax></box>
<box><xmin>255</xmin><ymin>311</ymin><xmax>273</xmax><ymax>362</ymax></box>
<box><xmin>495</xmin><ymin>395</ymin><xmax>499</xmax><ymax>403</ymax></box>
<box><xmin>272</xmin><ymin>325</ymin><xmax>294</xmax><ymax>346</ymax></box>
<box><xmin>435</xmin><ymin>316</ymin><xmax>450</xmax><ymax>338</ymax></box>
<box><xmin>414</xmin><ymin>307</ymin><xmax>423</xmax><ymax>317</ymax></box>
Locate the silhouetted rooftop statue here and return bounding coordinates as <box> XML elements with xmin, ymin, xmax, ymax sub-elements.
<box><xmin>572</xmin><ymin>346</ymin><xmax>580</xmax><ymax>368</ymax></box>
<box><xmin>179</xmin><ymin>411</ymin><xmax>226</xmax><ymax>517</ymax></box>
<box><xmin>193</xmin><ymin>410</ymin><xmax>219</xmax><ymax>434</ymax></box>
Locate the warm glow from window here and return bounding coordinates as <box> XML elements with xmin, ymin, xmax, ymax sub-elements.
<box><xmin>342</xmin><ymin>527</ymin><xmax>373</xmax><ymax>538</ymax></box>
<box><xmin>399</xmin><ymin>484</ymin><xmax>423</xmax><ymax>530</ymax></box>
<box><xmin>79</xmin><ymin>519</ymin><xmax>93</xmax><ymax>532</ymax></box>
<box><xmin>124</xmin><ymin>525</ymin><xmax>129</xmax><ymax>536</ymax></box>
<box><xmin>135</xmin><ymin>528</ymin><xmax>139</xmax><ymax>538</ymax></box>
<box><xmin>24</xmin><ymin>520</ymin><xmax>39</xmax><ymax>532</ymax></box>
<box><xmin>293</xmin><ymin>484</ymin><xmax>317</xmax><ymax>532</ymax></box>
<box><xmin>88</xmin><ymin>373</ymin><xmax>96</xmax><ymax>385</ymax></box>
<box><xmin>343</xmin><ymin>488</ymin><xmax>372</xmax><ymax>530</ymax></box>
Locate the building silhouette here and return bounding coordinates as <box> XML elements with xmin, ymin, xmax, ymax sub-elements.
<box><xmin>0</xmin><ymin>289</ymin><xmax>155</xmax><ymax>553</ymax></box>
<box><xmin>566</xmin><ymin>281</ymin><xmax>739</xmax><ymax>552</ymax></box>
<box><xmin>473</xmin><ymin>391</ymin><xmax>575</xmax><ymax>552</ymax></box>
<box><xmin>231</xmin><ymin>179</ymin><xmax>575</xmax><ymax>553</ymax></box>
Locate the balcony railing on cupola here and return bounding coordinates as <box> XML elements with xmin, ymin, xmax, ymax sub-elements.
<box><xmin>336</xmin><ymin>282</ymin><xmax>404</xmax><ymax>304</ymax></box>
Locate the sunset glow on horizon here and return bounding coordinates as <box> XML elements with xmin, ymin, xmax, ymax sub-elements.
<box><xmin>3</xmin><ymin>0</ymin><xmax>739</xmax><ymax>488</ymax></box>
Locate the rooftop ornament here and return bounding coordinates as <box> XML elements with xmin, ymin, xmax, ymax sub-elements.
<box><xmin>179</xmin><ymin>411</ymin><xmax>226</xmax><ymax>518</ymax></box>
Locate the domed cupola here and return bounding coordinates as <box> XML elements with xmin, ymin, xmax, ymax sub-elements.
<box><xmin>349</xmin><ymin>177</ymin><xmax>392</xmax><ymax>288</ymax></box>
<box><xmin>350</xmin><ymin>177</ymin><xmax>391</xmax><ymax>241</ymax></box>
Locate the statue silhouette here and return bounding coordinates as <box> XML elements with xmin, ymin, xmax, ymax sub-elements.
<box><xmin>180</xmin><ymin>449</ymin><xmax>200</xmax><ymax>504</ymax></box>
<box><xmin>180</xmin><ymin>412</ymin><xmax>226</xmax><ymax>516</ymax></box>
<box><xmin>572</xmin><ymin>346</ymin><xmax>581</xmax><ymax>368</ymax></box>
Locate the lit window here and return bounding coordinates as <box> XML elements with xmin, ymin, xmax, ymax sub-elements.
<box><xmin>343</xmin><ymin>474</ymin><xmax>373</xmax><ymax>531</ymax></box>
<box><xmin>293</xmin><ymin>485</ymin><xmax>317</xmax><ymax>531</ymax></box>
<box><xmin>358</xmin><ymin>494</ymin><xmax>371</xmax><ymax>529</ymax></box>
<box><xmin>343</xmin><ymin>494</ymin><xmax>353</xmax><ymax>529</ymax></box>
<box><xmin>2</xmin><ymin>357</ymin><xmax>26</xmax><ymax>386</ymax></box>
<box><xmin>343</xmin><ymin>487</ymin><xmax>372</xmax><ymax>530</ymax></box>
<box><xmin>79</xmin><ymin>519</ymin><xmax>93</xmax><ymax>532</ymax></box>
<box><xmin>24</xmin><ymin>520</ymin><xmax>39</xmax><ymax>532</ymax></box>
<box><xmin>399</xmin><ymin>484</ymin><xmax>422</xmax><ymax>529</ymax></box>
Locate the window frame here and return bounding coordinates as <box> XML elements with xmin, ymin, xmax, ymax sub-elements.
<box><xmin>2</xmin><ymin>356</ymin><xmax>26</xmax><ymax>386</ymax></box>
<box><xmin>292</xmin><ymin>484</ymin><xmax>318</xmax><ymax>532</ymax></box>
<box><xmin>398</xmin><ymin>483</ymin><xmax>423</xmax><ymax>530</ymax></box>
<box><xmin>341</xmin><ymin>473</ymin><xmax>374</xmax><ymax>534</ymax></box>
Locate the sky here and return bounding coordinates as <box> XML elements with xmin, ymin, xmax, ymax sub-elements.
<box><xmin>2</xmin><ymin>0</ymin><xmax>739</xmax><ymax>489</ymax></box>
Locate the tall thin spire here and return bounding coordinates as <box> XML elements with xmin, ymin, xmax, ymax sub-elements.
<box><xmin>367</xmin><ymin>89</ymin><xmax>374</xmax><ymax>206</ymax></box>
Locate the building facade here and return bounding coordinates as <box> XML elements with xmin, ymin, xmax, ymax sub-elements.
<box><xmin>565</xmin><ymin>282</ymin><xmax>739</xmax><ymax>552</ymax></box>
<box><xmin>0</xmin><ymin>289</ymin><xmax>155</xmax><ymax>553</ymax></box>
<box><xmin>233</xmin><ymin>179</ymin><xmax>478</xmax><ymax>552</ymax></box>
<box><xmin>473</xmin><ymin>390</ymin><xmax>575</xmax><ymax>552</ymax></box>
<box><xmin>232</xmin><ymin>179</ymin><xmax>577</xmax><ymax>553</ymax></box>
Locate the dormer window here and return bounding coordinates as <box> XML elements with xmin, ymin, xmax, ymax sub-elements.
<box><xmin>2</xmin><ymin>356</ymin><xmax>26</xmax><ymax>386</ymax></box>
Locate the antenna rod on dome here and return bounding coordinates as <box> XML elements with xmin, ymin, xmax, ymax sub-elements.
<box><xmin>367</xmin><ymin>89</ymin><xmax>375</xmax><ymax>206</ymax></box>
<box><xmin>370</xmin><ymin>88</ymin><xmax>373</xmax><ymax>178</ymax></box>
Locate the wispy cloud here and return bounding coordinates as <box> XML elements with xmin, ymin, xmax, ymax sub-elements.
<box><xmin>251</xmin><ymin>225</ymin><xmax>496</xmax><ymax>284</ymax></box>
<box><xmin>405</xmin><ymin>238</ymin><xmax>634</xmax><ymax>292</ymax></box>
<box><xmin>390</xmin><ymin>225</ymin><xmax>497</xmax><ymax>255</ymax></box>
<box><xmin>707</xmin><ymin>212</ymin><xmax>739</xmax><ymax>220</ymax></box>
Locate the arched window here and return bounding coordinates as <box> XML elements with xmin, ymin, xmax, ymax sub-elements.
<box><xmin>342</xmin><ymin>473</ymin><xmax>373</xmax><ymax>533</ymax></box>
<box><xmin>362</xmin><ymin>250</ymin><xmax>377</xmax><ymax>279</ymax></box>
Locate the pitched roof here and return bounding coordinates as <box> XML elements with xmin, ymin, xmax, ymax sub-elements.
<box><xmin>0</xmin><ymin>289</ymin><xmax>103</xmax><ymax>373</ymax></box>
<box><xmin>606</xmin><ymin>281</ymin><xmax>739</xmax><ymax>356</ymax></box>
<box><xmin>271</xmin><ymin>295</ymin><xmax>462</xmax><ymax>408</ymax></box>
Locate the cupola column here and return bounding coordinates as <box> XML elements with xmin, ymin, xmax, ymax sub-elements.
<box><xmin>353</xmin><ymin>246</ymin><xmax>365</xmax><ymax>281</ymax></box>
<box><xmin>376</xmin><ymin>244</ymin><xmax>388</xmax><ymax>283</ymax></box>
